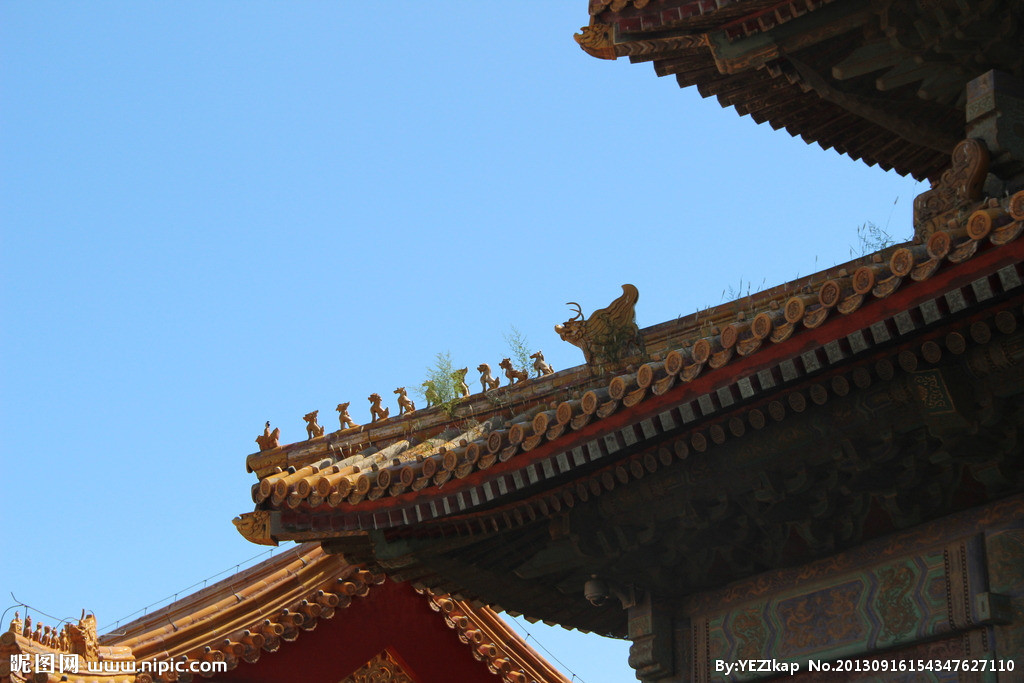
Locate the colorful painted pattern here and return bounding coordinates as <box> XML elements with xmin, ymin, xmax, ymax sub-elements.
<box><xmin>986</xmin><ymin>528</ymin><xmax>1024</xmax><ymax>664</ymax></box>
<box><xmin>700</xmin><ymin>545</ymin><xmax>975</xmax><ymax>681</ymax></box>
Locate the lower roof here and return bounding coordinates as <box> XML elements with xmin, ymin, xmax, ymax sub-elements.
<box><xmin>3</xmin><ymin>544</ymin><xmax>568</xmax><ymax>683</ymax></box>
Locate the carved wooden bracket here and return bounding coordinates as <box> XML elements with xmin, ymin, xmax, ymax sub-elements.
<box><xmin>966</xmin><ymin>70</ymin><xmax>1024</xmax><ymax>182</ymax></box>
<box><xmin>627</xmin><ymin>591</ymin><xmax>674</xmax><ymax>681</ymax></box>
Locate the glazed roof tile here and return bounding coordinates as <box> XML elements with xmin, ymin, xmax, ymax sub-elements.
<box><xmin>4</xmin><ymin>545</ymin><xmax>567</xmax><ymax>683</ymax></box>
<box><xmin>242</xmin><ymin>191</ymin><xmax>1024</xmax><ymax>538</ymax></box>
<box><xmin>422</xmin><ymin>590</ymin><xmax>569</xmax><ymax>683</ymax></box>
<box><xmin>0</xmin><ymin>632</ymin><xmax>134</xmax><ymax>683</ymax></box>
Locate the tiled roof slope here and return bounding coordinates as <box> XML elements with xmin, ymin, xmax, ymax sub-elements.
<box><xmin>104</xmin><ymin>545</ymin><xmax>369</xmax><ymax>673</ymax></box>
<box><xmin>1</xmin><ymin>634</ymin><xmax>134</xmax><ymax>683</ymax></box>
<box><xmin>423</xmin><ymin>590</ymin><xmax>570</xmax><ymax>683</ymax></box>
<box><xmin>3</xmin><ymin>545</ymin><xmax>567</xmax><ymax>683</ymax></box>
<box><xmin>576</xmin><ymin>0</ymin><xmax>1023</xmax><ymax>180</ymax></box>
<box><xmin>241</xmin><ymin>191</ymin><xmax>1024</xmax><ymax>539</ymax></box>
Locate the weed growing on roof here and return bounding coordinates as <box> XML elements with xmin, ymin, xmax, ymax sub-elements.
<box><xmin>420</xmin><ymin>351</ymin><xmax>463</xmax><ymax>418</ymax></box>
<box><xmin>503</xmin><ymin>326</ymin><xmax>532</xmax><ymax>376</ymax></box>
<box><xmin>850</xmin><ymin>197</ymin><xmax>904</xmax><ymax>257</ymax></box>
<box><xmin>850</xmin><ymin>221</ymin><xmax>895</xmax><ymax>257</ymax></box>
<box><xmin>722</xmin><ymin>276</ymin><xmax>758</xmax><ymax>303</ymax></box>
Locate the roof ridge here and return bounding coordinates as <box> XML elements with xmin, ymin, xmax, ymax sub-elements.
<box><xmin>238</xmin><ymin>190</ymin><xmax>1024</xmax><ymax>531</ymax></box>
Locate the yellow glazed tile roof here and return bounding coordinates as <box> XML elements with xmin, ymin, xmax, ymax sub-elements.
<box><xmin>240</xmin><ymin>190</ymin><xmax>1024</xmax><ymax>536</ymax></box>
<box><xmin>3</xmin><ymin>545</ymin><xmax>567</xmax><ymax>683</ymax></box>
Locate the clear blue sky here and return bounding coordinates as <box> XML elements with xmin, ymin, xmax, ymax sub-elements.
<box><xmin>1</xmin><ymin>3</ymin><xmax>923</xmax><ymax>681</ymax></box>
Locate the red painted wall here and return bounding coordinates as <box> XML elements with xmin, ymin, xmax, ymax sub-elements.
<box><xmin>212</xmin><ymin>580</ymin><xmax>499</xmax><ymax>683</ymax></box>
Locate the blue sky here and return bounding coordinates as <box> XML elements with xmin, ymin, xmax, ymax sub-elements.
<box><xmin>0</xmin><ymin>3</ymin><xmax>924</xmax><ymax>681</ymax></box>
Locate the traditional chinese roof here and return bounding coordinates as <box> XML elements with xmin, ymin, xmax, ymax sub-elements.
<box><xmin>238</xmin><ymin>188</ymin><xmax>1024</xmax><ymax>635</ymax></box>
<box><xmin>3</xmin><ymin>545</ymin><xmax>568</xmax><ymax>683</ymax></box>
<box><xmin>1</xmin><ymin>628</ymin><xmax>134</xmax><ymax>683</ymax></box>
<box><xmin>575</xmin><ymin>0</ymin><xmax>1023</xmax><ymax>181</ymax></box>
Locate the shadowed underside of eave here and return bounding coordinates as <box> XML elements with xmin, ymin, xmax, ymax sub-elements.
<box><xmin>581</xmin><ymin>0</ymin><xmax>1024</xmax><ymax>181</ymax></box>
<box><xmin>321</xmin><ymin>291</ymin><xmax>1024</xmax><ymax>636</ymax></box>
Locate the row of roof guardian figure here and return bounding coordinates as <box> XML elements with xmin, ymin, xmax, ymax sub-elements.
<box><xmin>253</xmin><ymin>284</ymin><xmax>642</xmax><ymax>452</ymax></box>
<box><xmin>254</xmin><ymin>352</ymin><xmax>554</xmax><ymax>452</ymax></box>
<box><xmin>6</xmin><ymin>610</ymin><xmax>98</xmax><ymax>657</ymax></box>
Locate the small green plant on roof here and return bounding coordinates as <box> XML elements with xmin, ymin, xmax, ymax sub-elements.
<box><xmin>850</xmin><ymin>197</ymin><xmax>904</xmax><ymax>257</ymax></box>
<box><xmin>722</xmin><ymin>276</ymin><xmax>762</xmax><ymax>303</ymax></box>
<box><xmin>420</xmin><ymin>351</ymin><xmax>463</xmax><ymax>418</ymax></box>
<box><xmin>850</xmin><ymin>221</ymin><xmax>895</xmax><ymax>257</ymax></box>
<box><xmin>503</xmin><ymin>326</ymin><xmax>532</xmax><ymax>376</ymax></box>
<box><xmin>695</xmin><ymin>305</ymin><xmax>715</xmax><ymax>339</ymax></box>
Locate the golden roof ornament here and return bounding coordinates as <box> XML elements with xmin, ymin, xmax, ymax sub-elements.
<box><xmin>233</xmin><ymin>510</ymin><xmax>276</xmax><ymax>546</ymax></box>
<box><xmin>451</xmin><ymin>368</ymin><xmax>470</xmax><ymax>398</ymax></box>
<box><xmin>394</xmin><ymin>387</ymin><xmax>416</xmax><ymax>416</ymax></box>
<box><xmin>530</xmin><ymin>350</ymin><xmax>554</xmax><ymax>377</ymax></box>
<box><xmin>336</xmin><ymin>402</ymin><xmax>359</xmax><ymax>430</ymax></box>
<box><xmin>303</xmin><ymin>410</ymin><xmax>325</xmax><ymax>439</ymax></box>
<box><xmin>368</xmin><ymin>393</ymin><xmax>390</xmax><ymax>423</ymax></box>
<box><xmin>574</xmin><ymin>23</ymin><xmax>616</xmax><ymax>60</ymax></box>
<box><xmin>421</xmin><ymin>381</ymin><xmax>441</xmax><ymax>408</ymax></box>
<box><xmin>256</xmin><ymin>421</ymin><xmax>280</xmax><ymax>451</ymax></box>
<box><xmin>65</xmin><ymin>610</ymin><xmax>99</xmax><ymax>659</ymax></box>
<box><xmin>913</xmin><ymin>138</ymin><xmax>990</xmax><ymax>239</ymax></box>
<box><xmin>499</xmin><ymin>358</ymin><xmax>528</xmax><ymax>384</ymax></box>
<box><xmin>341</xmin><ymin>649</ymin><xmax>415</xmax><ymax>683</ymax></box>
<box><xmin>555</xmin><ymin>284</ymin><xmax>644</xmax><ymax>366</ymax></box>
<box><xmin>477</xmin><ymin>363</ymin><xmax>500</xmax><ymax>392</ymax></box>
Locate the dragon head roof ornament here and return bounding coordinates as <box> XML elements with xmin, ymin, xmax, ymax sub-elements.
<box><xmin>555</xmin><ymin>284</ymin><xmax>644</xmax><ymax>367</ymax></box>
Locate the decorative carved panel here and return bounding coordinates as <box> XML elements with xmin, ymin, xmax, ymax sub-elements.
<box><xmin>232</xmin><ymin>510</ymin><xmax>276</xmax><ymax>546</ymax></box>
<box><xmin>913</xmin><ymin>138</ymin><xmax>990</xmax><ymax>239</ymax></box>
<box><xmin>685</xmin><ymin>535</ymin><xmax>1003</xmax><ymax>681</ymax></box>
<box><xmin>340</xmin><ymin>648</ymin><xmax>414</xmax><ymax>683</ymax></box>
